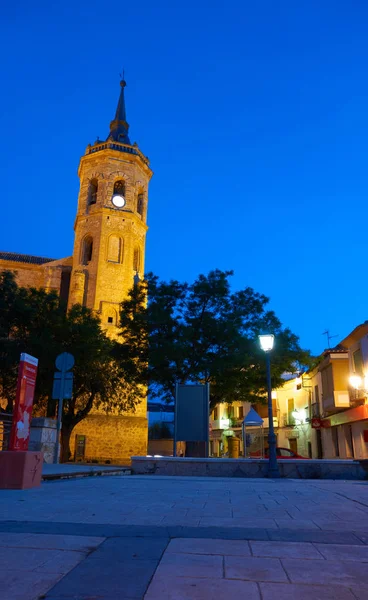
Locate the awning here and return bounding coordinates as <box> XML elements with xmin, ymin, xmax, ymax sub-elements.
<box><xmin>243</xmin><ymin>407</ymin><xmax>264</xmax><ymax>426</ymax></box>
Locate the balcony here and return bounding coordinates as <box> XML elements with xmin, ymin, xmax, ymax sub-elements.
<box><xmin>348</xmin><ymin>387</ymin><xmax>366</xmax><ymax>406</ymax></box>
<box><xmin>85</xmin><ymin>140</ymin><xmax>150</xmax><ymax>166</ymax></box>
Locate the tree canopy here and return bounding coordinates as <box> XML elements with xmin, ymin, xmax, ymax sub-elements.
<box><xmin>118</xmin><ymin>269</ymin><xmax>311</xmax><ymax>408</ymax></box>
<box><xmin>0</xmin><ymin>271</ymin><xmax>142</xmax><ymax>460</ymax></box>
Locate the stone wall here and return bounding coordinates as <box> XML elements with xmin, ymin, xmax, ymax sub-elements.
<box><xmin>131</xmin><ymin>456</ymin><xmax>368</xmax><ymax>480</ymax></box>
<box><xmin>29</xmin><ymin>417</ymin><xmax>57</xmax><ymax>463</ymax></box>
<box><xmin>71</xmin><ymin>413</ymin><xmax>147</xmax><ymax>464</ymax></box>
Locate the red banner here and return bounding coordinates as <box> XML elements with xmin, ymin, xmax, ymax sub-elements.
<box><xmin>9</xmin><ymin>354</ymin><xmax>38</xmax><ymax>452</ymax></box>
<box><xmin>311</xmin><ymin>418</ymin><xmax>322</xmax><ymax>429</ymax></box>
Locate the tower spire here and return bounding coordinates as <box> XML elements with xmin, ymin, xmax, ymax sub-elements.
<box><xmin>108</xmin><ymin>77</ymin><xmax>131</xmax><ymax>144</ymax></box>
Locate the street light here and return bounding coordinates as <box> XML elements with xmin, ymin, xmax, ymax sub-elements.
<box><xmin>349</xmin><ymin>375</ymin><xmax>363</xmax><ymax>390</ymax></box>
<box><xmin>259</xmin><ymin>334</ymin><xmax>280</xmax><ymax>478</ymax></box>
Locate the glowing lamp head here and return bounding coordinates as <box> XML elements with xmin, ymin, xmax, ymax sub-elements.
<box><xmin>350</xmin><ymin>375</ymin><xmax>362</xmax><ymax>390</ymax></box>
<box><xmin>259</xmin><ymin>334</ymin><xmax>274</xmax><ymax>352</ymax></box>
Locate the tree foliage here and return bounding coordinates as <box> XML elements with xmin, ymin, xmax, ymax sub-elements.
<box><xmin>0</xmin><ymin>271</ymin><xmax>141</xmax><ymax>460</ymax></box>
<box><xmin>118</xmin><ymin>269</ymin><xmax>311</xmax><ymax>408</ymax></box>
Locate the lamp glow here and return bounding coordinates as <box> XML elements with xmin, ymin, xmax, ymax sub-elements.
<box><xmin>259</xmin><ymin>334</ymin><xmax>274</xmax><ymax>352</ymax></box>
<box><xmin>292</xmin><ymin>409</ymin><xmax>306</xmax><ymax>424</ymax></box>
<box><xmin>349</xmin><ymin>375</ymin><xmax>362</xmax><ymax>390</ymax></box>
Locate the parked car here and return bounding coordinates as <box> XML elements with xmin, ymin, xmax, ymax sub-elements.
<box><xmin>250</xmin><ymin>447</ymin><xmax>307</xmax><ymax>459</ymax></box>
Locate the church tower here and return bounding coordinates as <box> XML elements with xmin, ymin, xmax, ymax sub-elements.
<box><xmin>69</xmin><ymin>79</ymin><xmax>152</xmax><ymax>332</ymax></box>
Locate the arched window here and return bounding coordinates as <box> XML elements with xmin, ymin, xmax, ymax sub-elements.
<box><xmin>137</xmin><ymin>193</ymin><xmax>144</xmax><ymax>217</ymax></box>
<box><xmin>113</xmin><ymin>180</ymin><xmax>125</xmax><ymax>196</ymax></box>
<box><xmin>107</xmin><ymin>235</ymin><xmax>123</xmax><ymax>263</ymax></box>
<box><xmin>133</xmin><ymin>247</ymin><xmax>140</xmax><ymax>272</ymax></box>
<box><xmin>81</xmin><ymin>236</ymin><xmax>93</xmax><ymax>265</ymax></box>
<box><xmin>88</xmin><ymin>179</ymin><xmax>98</xmax><ymax>205</ymax></box>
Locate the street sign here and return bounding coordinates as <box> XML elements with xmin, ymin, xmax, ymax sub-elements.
<box><xmin>53</xmin><ymin>352</ymin><xmax>74</xmax><ymax>463</ymax></box>
<box><xmin>52</xmin><ymin>373</ymin><xmax>73</xmax><ymax>400</ymax></box>
<box><xmin>55</xmin><ymin>352</ymin><xmax>74</xmax><ymax>372</ymax></box>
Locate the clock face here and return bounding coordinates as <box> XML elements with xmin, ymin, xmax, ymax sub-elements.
<box><xmin>112</xmin><ymin>194</ymin><xmax>125</xmax><ymax>208</ymax></box>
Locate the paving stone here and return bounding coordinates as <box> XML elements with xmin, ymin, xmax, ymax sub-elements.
<box><xmin>350</xmin><ymin>588</ymin><xmax>368</xmax><ymax>599</ymax></box>
<box><xmin>88</xmin><ymin>536</ymin><xmax>168</xmax><ymax>560</ymax></box>
<box><xmin>45</xmin><ymin>557</ymin><xmax>158</xmax><ymax>598</ymax></box>
<box><xmin>225</xmin><ymin>555</ymin><xmax>288</xmax><ymax>582</ymax></box>
<box><xmin>314</xmin><ymin>543</ymin><xmax>368</xmax><ymax>562</ymax></box>
<box><xmin>313</xmin><ymin>519</ymin><xmax>368</xmax><ymax>532</ymax></box>
<box><xmin>199</xmin><ymin>516</ymin><xmax>278</xmax><ymax>528</ymax></box>
<box><xmin>0</xmin><ymin>532</ymin><xmax>104</xmax><ymax>551</ymax></box>
<box><xmin>250</xmin><ymin>541</ymin><xmax>324</xmax><ymax>559</ymax></box>
<box><xmin>145</xmin><ymin>575</ymin><xmax>261</xmax><ymax>599</ymax></box>
<box><xmin>34</xmin><ymin>550</ymin><xmax>86</xmax><ymax>574</ymax></box>
<box><xmin>274</xmin><ymin>518</ymin><xmax>320</xmax><ymax>530</ymax></box>
<box><xmin>167</xmin><ymin>538</ymin><xmax>251</xmax><ymax>556</ymax></box>
<box><xmin>268</xmin><ymin>529</ymin><xmax>363</xmax><ymax>545</ymax></box>
<box><xmin>0</xmin><ymin>547</ymin><xmax>64</xmax><ymax>571</ymax></box>
<box><xmin>155</xmin><ymin>551</ymin><xmax>223</xmax><ymax>578</ymax></box>
<box><xmin>282</xmin><ymin>557</ymin><xmax>368</xmax><ymax>586</ymax></box>
<box><xmin>260</xmin><ymin>582</ymin><xmax>356</xmax><ymax>599</ymax></box>
<box><xmin>0</xmin><ymin>569</ymin><xmax>64</xmax><ymax>600</ymax></box>
<box><xmin>166</xmin><ymin>526</ymin><xmax>268</xmax><ymax>540</ymax></box>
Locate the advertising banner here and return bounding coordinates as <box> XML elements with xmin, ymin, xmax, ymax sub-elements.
<box><xmin>9</xmin><ymin>354</ymin><xmax>38</xmax><ymax>451</ymax></box>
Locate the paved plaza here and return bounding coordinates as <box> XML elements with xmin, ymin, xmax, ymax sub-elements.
<box><xmin>1</xmin><ymin>475</ymin><xmax>368</xmax><ymax>599</ymax></box>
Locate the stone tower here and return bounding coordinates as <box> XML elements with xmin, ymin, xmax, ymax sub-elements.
<box><xmin>69</xmin><ymin>79</ymin><xmax>153</xmax><ymax>333</ymax></box>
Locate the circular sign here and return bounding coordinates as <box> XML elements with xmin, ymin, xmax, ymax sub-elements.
<box><xmin>55</xmin><ymin>352</ymin><xmax>75</xmax><ymax>372</ymax></box>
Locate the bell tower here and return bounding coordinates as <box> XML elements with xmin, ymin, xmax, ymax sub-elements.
<box><xmin>69</xmin><ymin>79</ymin><xmax>153</xmax><ymax>332</ymax></box>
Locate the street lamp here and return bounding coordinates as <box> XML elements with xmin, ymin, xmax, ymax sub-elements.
<box><xmin>349</xmin><ymin>374</ymin><xmax>368</xmax><ymax>400</ymax></box>
<box><xmin>259</xmin><ymin>334</ymin><xmax>280</xmax><ymax>478</ymax></box>
<box><xmin>349</xmin><ymin>375</ymin><xmax>363</xmax><ymax>390</ymax></box>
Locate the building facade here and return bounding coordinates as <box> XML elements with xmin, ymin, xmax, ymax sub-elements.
<box><xmin>210</xmin><ymin>323</ymin><xmax>368</xmax><ymax>460</ymax></box>
<box><xmin>0</xmin><ymin>79</ymin><xmax>152</xmax><ymax>463</ymax></box>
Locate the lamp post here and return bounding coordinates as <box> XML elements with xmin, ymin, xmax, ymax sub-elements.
<box><xmin>349</xmin><ymin>375</ymin><xmax>368</xmax><ymax>399</ymax></box>
<box><xmin>259</xmin><ymin>334</ymin><xmax>280</xmax><ymax>478</ymax></box>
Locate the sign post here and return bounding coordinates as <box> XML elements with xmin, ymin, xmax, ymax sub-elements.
<box><xmin>53</xmin><ymin>352</ymin><xmax>74</xmax><ymax>464</ymax></box>
<box><xmin>9</xmin><ymin>353</ymin><xmax>38</xmax><ymax>451</ymax></box>
<box><xmin>0</xmin><ymin>353</ymin><xmax>44</xmax><ymax>490</ymax></box>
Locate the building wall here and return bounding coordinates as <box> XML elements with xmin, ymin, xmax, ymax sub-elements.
<box><xmin>70</xmin><ymin>413</ymin><xmax>148</xmax><ymax>464</ymax></box>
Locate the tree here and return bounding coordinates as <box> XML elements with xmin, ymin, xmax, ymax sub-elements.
<box><xmin>0</xmin><ymin>271</ymin><xmax>142</xmax><ymax>461</ymax></box>
<box><xmin>118</xmin><ymin>269</ymin><xmax>311</xmax><ymax>409</ymax></box>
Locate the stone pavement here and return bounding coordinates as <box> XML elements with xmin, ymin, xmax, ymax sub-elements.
<box><xmin>1</xmin><ymin>475</ymin><xmax>368</xmax><ymax>598</ymax></box>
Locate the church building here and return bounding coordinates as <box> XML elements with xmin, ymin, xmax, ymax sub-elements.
<box><xmin>0</xmin><ymin>79</ymin><xmax>152</xmax><ymax>462</ymax></box>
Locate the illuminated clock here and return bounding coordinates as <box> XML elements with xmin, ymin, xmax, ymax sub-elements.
<box><xmin>112</xmin><ymin>194</ymin><xmax>125</xmax><ymax>208</ymax></box>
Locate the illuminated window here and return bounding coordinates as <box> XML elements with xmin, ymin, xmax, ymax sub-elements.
<box><xmin>82</xmin><ymin>236</ymin><xmax>93</xmax><ymax>265</ymax></box>
<box><xmin>137</xmin><ymin>193</ymin><xmax>144</xmax><ymax>217</ymax></box>
<box><xmin>88</xmin><ymin>179</ymin><xmax>98</xmax><ymax>205</ymax></box>
<box><xmin>133</xmin><ymin>247</ymin><xmax>140</xmax><ymax>272</ymax></box>
<box><xmin>113</xmin><ymin>180</ymin><xmax>125</xmax><ymax>196</ymax></box>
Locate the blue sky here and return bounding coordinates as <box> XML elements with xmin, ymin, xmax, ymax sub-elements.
<box><xmin>1</xmin><ymin>1</ymin><xmax>368</xmax><ymax>355</ymax></box>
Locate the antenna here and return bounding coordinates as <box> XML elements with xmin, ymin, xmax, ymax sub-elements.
<box><xmin>322</xmin><ymin>329</ymin><xmax>339</xmax><ymax>349</ymax></box>
<box><xmin>119</xmin><ymin>67</ymin><xmax>125</xmax><ymax>81</ymax></box>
